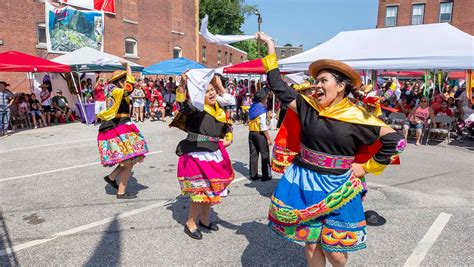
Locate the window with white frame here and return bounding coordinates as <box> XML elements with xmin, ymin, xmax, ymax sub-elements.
<box><xmin>217</xmin><ymin>50</ymin><xmax>221</xmax><ymax>65</ymax></box>
<box><xmin>230</xmin><ymin>53</ymin><xmax>233</xmax><ymax>64</ymax></box>
<box><xmin>173</xmin><ymin>46</ymin><xmax>182</xmax><ymax>58</ymax></box>
<box><xmin>411</xmin><ymin>4</ymin><xmax>424</xmax><ymax>25</ymax></box>
<box><xmin>37</xmin><ymin>23</ymin><xmax>47</xmax><ymax>45</ymax></box>
<box><xmin>439</xmin><ymin>2</ymin><xmax>453</xmax><ymax>23</ymax></box>
<box><xmin>385</xmin><ymin>6</ymin><xmax>398</xmax><ymax>27</ymax></box>
<box><xmin>281</xmin><ymin>49</ymin><xmax>286</xmax><ymax>58</ymax></box>
<box><xmin>125</xmin><ymin>38</ymin><xmax>138</xmax><ymax>57</ymax></box>
<box><xmin>224</xmin><ymin>51</ymin><xmax>228</xmax><ymax>65</ymax></box>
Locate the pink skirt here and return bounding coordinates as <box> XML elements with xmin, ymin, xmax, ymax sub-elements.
<box><xmin>177</xmin><ymin>142</ymin><xmax>234</xmax><ymax>204</ymax></box>
<box><xmin>97</xmin><ymin>122</ymin><xmax>149</xmax><ymax>167</ymax></box>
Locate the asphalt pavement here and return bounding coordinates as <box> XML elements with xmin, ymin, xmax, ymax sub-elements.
<box><xmin>0</xmin><ymin>120</ymin><xmax>472</xmax><ymax>266</ymax></box>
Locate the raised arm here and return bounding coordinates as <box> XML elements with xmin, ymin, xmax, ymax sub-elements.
<box><xmin>255</xmin><ymin>32</ymin><xmax>298</xmax><ymax>113</ymax></box>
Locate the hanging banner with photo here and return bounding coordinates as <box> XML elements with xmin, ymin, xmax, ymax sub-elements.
<box><xmin>45</xmin><ymin>2</ymin><xmax>104</xmax><ymax>54</ymax></box>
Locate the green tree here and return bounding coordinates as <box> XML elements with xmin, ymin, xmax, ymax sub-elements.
<box><xmin>199</xmin><ymin>0</ymin><xmax>267</xmax><ymax>59</ymax></box>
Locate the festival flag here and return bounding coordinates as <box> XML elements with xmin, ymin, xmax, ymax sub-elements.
<box><xmin>60</xmin><ymin>0</ymin><xmax>115</xmax><ymax>14</ymax></box>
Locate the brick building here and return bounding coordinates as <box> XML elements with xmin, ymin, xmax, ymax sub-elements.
<box><xmin>275</xmin><ymin>45</ymin><xmax>304</xmax><ymax>60</ymax></box>
<box><xmin>377</xmin><ymin>0</ymin><xmax>474</xmax><ymax>35</ymax></box>
<box><xmin>199</xmin><ymin>34</ymin><xmax>247</xmax><ymax>68</ymax></box>
<box><xmin>0</xmin><ymin>0</ymin><xmax>246</xmax><ymax>93</ymax></box>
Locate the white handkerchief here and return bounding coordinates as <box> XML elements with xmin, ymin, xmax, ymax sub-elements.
<box><xmin>200</xmin><ymin>15</ymin><xmax>254</xmax><ymax>45</ymax></box>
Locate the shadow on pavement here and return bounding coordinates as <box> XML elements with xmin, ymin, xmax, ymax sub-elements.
<box><xmin>84</xmin><ymin>215</ymin><xmax>121</xmax><ymax>266</ymax></box>
<box><xmin>0</xmin><ymin>210</ymin><xmax>19</xmax><ymax>266</ymax></box>
<box><xmin>232</xmin><ymin>161</ymin><xmax>249</xmax><ymax>178</ymax></box>
<box><xmin>244</xmin><ymin>179</ymin><xmax>279</xmax><ymax>198</ymax></box>
<box><xmin>237</xmin><ymin>221</ymin><xmax>306</xmax><ymax>266</ymax></box>
<box><xmin>105</xmin><ymin>175</ymin><xmax>149</xmax><ymax>196</ymax></box>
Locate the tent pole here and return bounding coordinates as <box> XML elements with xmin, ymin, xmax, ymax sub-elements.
<box><xmin>27</xmin><ymin>72</ymin><xmax>34</xmax><ymax>94</ymax></box>
<box><xmin>71</xmin><ymin>72</ymin><xmax>89</xmax><ymax>125</ymax></box>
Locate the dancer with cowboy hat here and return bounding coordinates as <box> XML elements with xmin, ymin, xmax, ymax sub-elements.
<box><xmin>97</xmin><ymin>60</ymin><xmax>149</xmax><ymax>199</ymax></box>
<box><xmin>256</xmin><ymin>32</ymin><xmax>406</xmax><ymax>267</ymax></box>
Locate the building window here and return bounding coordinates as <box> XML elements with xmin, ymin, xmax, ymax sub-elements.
<box><xmin>411</xmin><ymin>4</ymin><xmax>424</xmax><ymax>25</ymax></box>
<box><xmin>281</xmin><ymin>49</ymin><xmax>286</xmax><ymax>58</ymax></box>
<box><xmin>173</xmin><ymin>46</ymin><xmax>182</xmax><ymax>58</ymax></box>
<box><xmin>217</xmin><ymin>50</ymin><xmax>221</xmax><ymax>65</ymax></box>
<box><xmin>125</xmin><ymin>38</ymin><xmax>138</xmax><ymax>57</ymax></box>
<box><xmin>240</xmin><ymin>56</ymin><xmax>244</xmax><ymax>62</ymax></box>
<box><xmin>385</xmin><ymin>6</ymin><xmax>398</xmax><ymax>27</ymax></box>
<box><xmin>202</xmin><ymin>46</ymin><xmax>206</xmax><ymax>62</ymax></box>
<box><xmin>224</xmin><ymin>51</ymin><xmax>228</xmax><ymax>65</ymax></box>
<box><xmin>37</xmin><ymin>23</ymin><xmax>47</xmax><ymax>45</ymax></box>
<box><xmin>230</xmin><ymin>53</ymin><xmax>233</xmax><ymax>64</ymax></box>
<box><xmin>439</xmin><ymin>2</ymin><xmax>453</xmax><ymax>23</ymax></box>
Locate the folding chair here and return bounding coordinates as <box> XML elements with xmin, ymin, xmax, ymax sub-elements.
<box><xmin>388</xmin><ymin>112</ymin><xmax>407</xmax><ymax>131</ymax></box>
<box><xmin>425</xmin><ymin>115</ymin><xmax>453</xmax><ymax>147</ymax></box>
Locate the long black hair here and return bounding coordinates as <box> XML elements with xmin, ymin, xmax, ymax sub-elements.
<box><xmin>320</xmin><ymin>68</ymin><xmax>355</xmax><ymax>96</ymax></box>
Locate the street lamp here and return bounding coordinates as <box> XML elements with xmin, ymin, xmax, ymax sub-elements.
<box><xmin>255</xmin><ymin>10</ymin><xmax>262</xmax><ymax>54</ymax></box>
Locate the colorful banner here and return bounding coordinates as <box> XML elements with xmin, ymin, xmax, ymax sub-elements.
<box><xmin>45</xmin><ymin>2</ymin><xmax>104</xmax><ymax>54</ymax></box>
<box><xmin>60</xmin><ymin>0</ymin><xmax>115</xmax><ymax>14</ymax></box>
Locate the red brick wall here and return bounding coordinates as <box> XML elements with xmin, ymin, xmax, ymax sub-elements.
<box><xmin>0</xmin><ymin>0</ymin><xmax>198</xmax><ymax>93</ymax></box>
<box><xmin>377</xmin><ymin>0</ymin><xmax>474</xmax><ymax>35</ymax></box>
<box><xmin>198</xmin><ymin>35</ymin><xmax>247</xmax><ymax>68</ymax></box>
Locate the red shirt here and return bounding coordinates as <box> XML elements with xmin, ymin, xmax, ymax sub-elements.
<box><xmin>94</xmin><ymin>84</ymin><xmax>105</xmax><ymax>101</ymax></box>
<box><xmin>144</xmin><ymin>86</ymin><xmax>152</xmax><ymax>101</ymax></box>
<box><xmin>436</xmin><ymin>108</ymin><xmax>453</xmax><ymax>117</ymax></box>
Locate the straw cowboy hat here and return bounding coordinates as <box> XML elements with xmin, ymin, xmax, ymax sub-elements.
<box><xmin>309</xmin><ymin>59</ymin><xmax>362</xmax><ymax>88</ymax></box>
<box><xmin>109</xmin><ymin>70</ymin><xmax>127</xmax><ymax>83</ymax></box>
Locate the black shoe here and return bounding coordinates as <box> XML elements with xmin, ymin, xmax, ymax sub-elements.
<box><xmin>104</xmin><ymin>175</ymin><xmax>119</xmax><ymax>189</ymax></box>
<box><xmin>249</xmin><ymin>175</ymin><xmax>261</xmax><ymax>181</ymax></box>
<box><xmin>184</xmin><ymin>225</ymin><xmax>203</xmax><ymax>240</ymax></box>
<box><xmin>261</xmin><ymin>176</ymin><xmax>272</xmax><ymax>182</ymax></box>
<box><xmin>198</xmin><ymin>221</ymin><xmax>219</xmax><ymax>231</ymax></box>
<box><xmin>116</xmin><ymin>193</ymin><xmax>137</xmax><ymax>199</ymax></box>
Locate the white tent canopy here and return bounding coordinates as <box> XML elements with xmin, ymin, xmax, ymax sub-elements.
<box><xmin>51</xmin><ymin>47</ymin><xmax>144</xmax><ymax>72</ymax></box>
<box><xmin>279</xmin><ymin>23</ymin><xmax>474</xmax><ymax>71</ymax></box>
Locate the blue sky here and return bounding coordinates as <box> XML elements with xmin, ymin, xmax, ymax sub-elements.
<box><xmin>241</xmin><ymin>0</ymin><xmax>379</xmax><ymax>49</ymax></box>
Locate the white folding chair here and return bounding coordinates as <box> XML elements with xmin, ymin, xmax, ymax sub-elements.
<box><xmin>425</xmin><ymin>115</ymin><xmax>453</xmax><ymax>147</ymax></box>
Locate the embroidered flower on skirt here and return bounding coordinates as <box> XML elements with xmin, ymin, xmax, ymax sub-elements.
<box><xmin>177</xmin><ymin>142</ymin><xmax>234</xmax><ymax>204</ymax></box>
<box><xmin>97</xmin><ymin>123</ymin><xmax>149</xmax><ymax>167</ymax></box>
<box><xmin>268</xmin><ymin>164</ymin><xmax>368</xmax><ymax>252</ymax></box>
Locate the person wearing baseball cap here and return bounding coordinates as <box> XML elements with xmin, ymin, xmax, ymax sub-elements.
<box><xmin>0</xmin><ymin>81</ymin><xmax>14</xmax><ymax>134</ymax></box>
<box><xmin>256</xmin><ymin>32</ymin><xmax>406</xmax><ymax>265</ymax></box>
<box><xmin>51</xmin><ymin>89</ymin><xmax>73</xmax><ymax>123</ymax></box>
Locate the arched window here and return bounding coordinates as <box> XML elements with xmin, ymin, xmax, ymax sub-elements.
<box><xmin>125</xmin><ymin>38</ymin><xmax>138</xmax><ymax>57</ymax></box>
<box><xmin>173</xmin><ymin>46</ymin><xmax>182</xmax><ymax>58</ymax></box>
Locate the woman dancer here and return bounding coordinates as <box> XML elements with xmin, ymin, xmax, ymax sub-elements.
<box><xmin>97</xmin><ymin>60</ymin><xmax>149</xmax><ymax>199</ymax></box>
<box><xmin>256</xmin><ymin>32</ymin><xmax>405</xmax><ymax>267</ymax></box>
<box><xmin>170</xmin><ymin>73</ymin><xmax>234</xmax><ymax>240</ymax></box>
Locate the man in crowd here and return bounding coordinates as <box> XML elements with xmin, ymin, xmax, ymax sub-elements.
<box><xmin>163</xmin><ymin>87</ymin><xmax>176</xmax><ymax>117</ymax></box>
<box><xmin>51</xmin><ymin>89</ymin><xmax>72</xmax><ymax>123</ymax></box>
<box><xmin>0</xmin><ymin>81</ymin><xmax>14</xmax><ymax>134</ymax></box>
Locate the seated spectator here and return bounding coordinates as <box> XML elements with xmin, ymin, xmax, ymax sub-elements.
<box><xmin>396</xmin><ymin>98</ymin><xmax>411</xmax><ymax>116</ymax></box>
<box><xmin>51</xmin><ymin>89</ymin><xmax>73</xmax><ymax>123</ymax></box>
<box><xmin>39</xmin><ymin>84</ymin><xmax>52</xmax><ymax>126</ymax></box>
<box><xmin>29</xmin><ymin>93</ymin><xmax>46</xmax><ymax>128</ymax></box>
<box><xmin>150</xmin><ymin>99</ymin><xmax>165</xmax><ymax>121</ymax></box>
<box><xmin>403</xmin><ymin>96</ymin><xmax>435</xmax><ymax>146</ymax></box>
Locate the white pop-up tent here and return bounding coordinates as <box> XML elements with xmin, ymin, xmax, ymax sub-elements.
<box><xmin>51</xmin><ymin>47</ymin><xmax>144</xmax><ymax>72</ymax></box>
<box><xmin>279</xmin><ymin>23</ymin><xmax>474</xmax><ymax>71</ymax></box>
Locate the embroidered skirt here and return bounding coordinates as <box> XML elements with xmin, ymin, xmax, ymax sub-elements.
<box><xmin>97</xmin><ymin>122</ymin><xmax>149</xmax><ymax>167</ymax></box>
<box><xmin>268</xmin><ymin>165</ymin><xmax>367</xmax><ymax>252</ymax></box>
<box><xmin>177</xmin><ymin>142</ymin><xmax>234</xmax><ymax>204</ymax></box>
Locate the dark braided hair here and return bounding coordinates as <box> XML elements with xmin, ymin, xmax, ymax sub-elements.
<box><xmin>320</xmin><ymin>68</ymin><xmax>355</xmax><ymax>97</ymax></box>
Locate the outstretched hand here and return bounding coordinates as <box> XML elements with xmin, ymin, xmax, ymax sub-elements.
<box><xmin>255</xmin><ymin>32</ymin><xmax>273</xmax><ymax>43</ymax></box>
<box><xmin>350</xmin><ymin>163</ymin><xmax>366</xmax><ymax>178</ymax></box>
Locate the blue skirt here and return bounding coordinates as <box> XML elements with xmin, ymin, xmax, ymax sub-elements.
<box><xmin>268</xmin><ymin>164</ymin><xmax>367</xmax><ymax>252</ymax></box>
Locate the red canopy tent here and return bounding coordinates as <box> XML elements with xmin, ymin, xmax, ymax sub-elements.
<box><xmin>0</xmin><ymin>50</ymin><xmax>71</xmax><ymax>72</ymax></box>
<box><xmin>223</xmin><ymin>59</ymin><xmax>266</xmax><ymax>74</ymax></box>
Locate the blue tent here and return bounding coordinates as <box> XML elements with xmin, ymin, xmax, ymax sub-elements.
<box><xmin>143</xmin><ymin>57</ymin><xmax>206</xmax><ymax>75</ymax></box>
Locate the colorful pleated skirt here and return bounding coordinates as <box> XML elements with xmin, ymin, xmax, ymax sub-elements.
<box><xmin>177</xmin><ymin>142</ymin><xmax>234</xmax><ymax>204</ymax></box>
<box><xmin>97</xmin><ymin>122</ymin><xmax>149</xmax><ymax>167</ymax></box>
<box><xmin>268</xmin><ymin>164</ymin><xmax>367</xmax><ymax>252</ymax></box>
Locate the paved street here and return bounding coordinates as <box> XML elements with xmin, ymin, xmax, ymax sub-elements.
<box><xmin>0</xmin><ymin>121</ymin><xmax>472</xmax><ymax>266</ymax></box>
